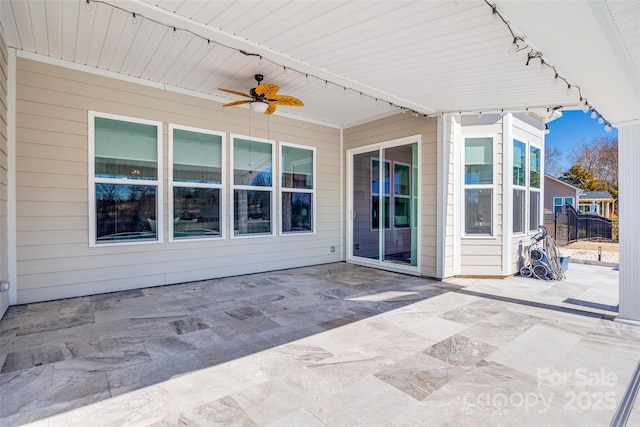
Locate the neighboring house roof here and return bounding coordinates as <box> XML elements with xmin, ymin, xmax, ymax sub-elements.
<box><xmin>578</xmin><ymin>191</ymin><xmax>614</xmax><ymax>200</ymax></box>
<box><xmin>544</xmin><ymin>174</ymin><xmax>582</xmax><ymax>192</ymax></box>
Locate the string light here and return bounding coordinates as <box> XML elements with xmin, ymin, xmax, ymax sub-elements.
<box><xmin>82</xmin><ymin>0</ymin><xmax>611</xmax><ymax>130</ymax></box>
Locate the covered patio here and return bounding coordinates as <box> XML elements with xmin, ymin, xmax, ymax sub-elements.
<box><xmin>1</xmin><ymin>262</ymin><xmax>639</xmax><ymax>426</ymax></box>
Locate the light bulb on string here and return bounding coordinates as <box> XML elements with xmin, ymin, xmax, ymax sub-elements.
<box><xmin>131</xmin><ymin>13</ymin><xmax>137</xmax><ymax>24</ymax></box>
<box><xmin>605</xmin><ymin>124</ymin><xmax>612</xmax><ymax>133</ymax></box>
<box><xmin>172</xmin><ymin>27</ymin><xmax>177</xmax><ymax>37</ymax></box>
<box><xmin>591</xmin><ymin>110</ymin><xmax>597</xmax><ymax>119</ymax></box>
<box><xmin>508</xmin><ymin>38</ymin><xmax>518</xmax><ymax>55</ymax></box>
<box><xmin>85</xmin><ymin>0</ymin><xmax>91</xmax><ymax>12</ymax></box>
<box><xmin>551</xmin><ymin>72</ymin><xmax>560</xmax><ymax>87</ymax></box>
<box><xmin>598</xmin><ymin>117</ymin><xmax>604</xmax><ymax>125</ymax></box>
<box><xmin>206</xmin><ymin>39</ymin><xmax>212</xmax><ymax>49</ymax></box>
<box><xmin>544</xmin><ymin>124</ymin><xmax>550</xmax><ymax>135</ymax></box>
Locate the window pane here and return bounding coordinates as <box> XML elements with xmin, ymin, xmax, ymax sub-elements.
<box><xmin>173</xmin><ymin>129</ymin><xmax>222</xmax><ymax>184</ymax></box>
<box><xmin>565</xmin><ymin>197</ymin><xmax>573</xmax><ymax>206</ymax></box>
<box><xmin>234</xmin><ymin>139</ymin><xmax>272</xmax><ymax>186</ymax></box>
<box><xmin>394</xmin><ymin>197</ymin><xmax>410</xmax><ymax>228</ymax></box>
<box><xmin>95</xmin><ymin>183</ymin><xmax>157</xmax><ymax>242</ymax></box>
<box><xmin>554</xmin><ymin>197</ymin><xmax>562</xmax><ymax>206</ymax></box>
<box><xmin>530</xmin><ymin>191</ymin><xmax>540</xmax><ymax>231</ymax></box>
<box><xmin>173</xmin><ymin>187</ymin><xmax>221</xmax><ymax>239</ymax></box>
<box><xmin>465</xmin><ymin>137</ymin><xmax>493</xmax><ymax>184</ymax></box>
<box><xmin>513</xmin><ymin>189</ymin><xmax>525</xmax><ymax>233</ymax></box>
<box><xmin>282</xmin><ymin>192</ymin><xmax>312</xmax><ymax>233</ymax></box>
<box><xmin>465</xmin><ymin>188</ymin><xmax>492</xmax><ymax>235</ymax></box>
<box><xmin>513</xmin><ymin>140</ymin><xmax>526</xmax><ymax>186</ymax></box>
<box><xmin>394</xmin><ymin>164</ymin><xmax>410</xmax><ymax>195</ymax></box>
<box><xmin>530</xmin><ymin>147</ymin><xmax>541</xmax><ymax>188</ymax></box>
<box><xmin>372</xmin><ymin>195</ymin><xmax>390</xmax><ymax>229</ymax></box>
<box><xmin>282</xmin><ymin>146</ymin><xmax>313</xmax><ymax>189</ymax></box>
<box><xmin>234</xmin><ymin>189</ymin><xmax>271</xmax><ymax>235</ymax></box>
<box><xmin>95</xmin><ymin>117</ymin><xmax>157</xmax><ymax>180</ymax></box>
<box><xmin>372</xmin><ymin>160</ymin><xmax>390</xmax><ymax>194</ymax></box>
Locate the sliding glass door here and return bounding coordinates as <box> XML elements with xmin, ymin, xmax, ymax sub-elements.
<box><xmin>348</xmin><ymin>139</ymin><xmax>419</xmax><ymax>272</ymax></box>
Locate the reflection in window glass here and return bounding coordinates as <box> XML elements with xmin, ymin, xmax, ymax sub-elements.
<box><xmin>282</xmin><ymin>145</ymin><xmax>313</xmax><ymax>189</ymax></box>
<box><xmin>282</xmin><ymin>192</ymin><xmax>312</xmax><ymax>233</ymax></box>
<box><xmin>513</xmin><ymin>189</ymin><xmax>525</xmax><ymax>233</ymax></box>
<box><xmin>372</xmin><ymin>196</ymin><xmax>390</xmax><ymax>229</ymax></box>
<box><xmin>173</xmin><ymin>129</ymin><xmax>222</xmax><ymax>184</ymax></box>
<box><xmin>465</xmin><ymin>138</ymin><xmax>493</xmax><ymax>184</ymax></box>
<box><xmin>513</xmin><ymin>140</ymin><xmax>526</xmax><ymax>186</ymax></box>
<box><xmin>173</xmin><ymin>187</ymin><xmax>221</xmax><ymax>239</ymax></box>
<box><xmin>372</xmin><ymin>159</ymin><xmax>390</xmax><ymax>194</ymax></box>
<box><xmin>95</xmin><ymin>117</ymin><xmax>158</xmax><ymax>180</ymax></box>
<box><xmin>394</xmin><ymin>163</ymin><xmax>410</xmax><ymax>195</ymax></box>
<box><xmin>234</xmin><ymin>139</ymin><xmax>272</xmax><ymax>186</ymax></box>
<box><xmin>234</xmin><ymin>190</ymin><xmax>271</xmax><ymax>235</ymax></box>
<box><xmin>530</xmin><ymin>147</ymin><xmax>541</xmax><ymax>188</ymax></box>
<box><xmin>95</xmin><ymin>183</ymin><xmax>157</xmax><ymax>242</ymax></box>
<box><xmin>530</xmin><ymin>191</ymin><xmax>540</xmax><ymax>231</ymax></box>
<box><xmin>465</xmin><ymin>189</ymin><xmax>492</xmax><ymax>235</ymax></box>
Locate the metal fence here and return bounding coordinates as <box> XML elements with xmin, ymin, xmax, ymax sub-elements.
<box><xmin>548</xmin><ymin>205</ymin><xmax>613</xmax><ymax>246</ymax></box>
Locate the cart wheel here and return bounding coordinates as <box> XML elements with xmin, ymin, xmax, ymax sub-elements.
<box><xmin>520</xmin><ymin>266</ymin><xmax>533</xmax><ymax>277</ymax></box>
<box><xmin>533</xmin><ymin>264</ymin><xmax>550</xmax><ymax>280</ymax></box>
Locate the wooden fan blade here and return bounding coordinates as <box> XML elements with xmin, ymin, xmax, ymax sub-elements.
<box><xmin>222</xmin><ymin>100</ymin><xmax>251</xmax><ymax>107</ymax></box>
<box><xmin>218</xmin><ymin>88</ymin><xmax>252</xmax><ymax>98</ymax></box>
<box><xmin>265</xmin><ymin>102</ymin><xmax>277</xmax><ymax>115</ymax></box>
<box><xmin>270</xmin><ymin>95</ymin><xmax>304</xmax><ymax>107</ymax></box>
<box><xmin>255</xmin><ymin>84</ymin><xmax>280</xmax><ymax>97</ymax></box>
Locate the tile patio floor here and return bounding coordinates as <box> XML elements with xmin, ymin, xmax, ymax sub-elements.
<box><xmin>1</xmin><ymin>262</ymin><xmax>639</xmax><ymax>426</ymax></box>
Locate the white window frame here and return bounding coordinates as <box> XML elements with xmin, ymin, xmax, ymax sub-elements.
<box><xmin>529</xmin><ymin>144</ymin><xmax>543</xmax><ymax>233</ymax></box>
<box><xmin>370</xmin><ymin>157</ymin><xmax>391</xmax><ymax>231</ymax></box>
<box><xmin>392</xmin><ymin>161</ymin><xmax>412</xmax><ymax>229</ymax></box>
<box><xmin>88</xmin><ymin>111</ymin><xmax>163</xmax><ymax>247</ymax></box>
<box><xmin>230</xmin><ymin>134</ymin><xmax>276</xmax><ymax>239</ymax></box>
<box><xmin>462</xmin><ymin>135</ymin><xmax>497</xmax><ymax>238</ymax></box>
<box><xmin>512</xmin><ymin>138</ymin><xmax>527</xmax><ymax>236</ymax></box>
<box><xmin>279</xmin><ymin>141</ymin><xmax>316</xmax><ymax>236</ymax></box>
<box><xmin>168</xmin><ymin>124</ymin><xmax>226</xmax><ymax>242</ymax></box>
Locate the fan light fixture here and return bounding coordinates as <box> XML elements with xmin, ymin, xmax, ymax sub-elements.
<box><xmin>249</xmin><ymin>101</ymin><xmax>269</xmax><ymax>113</ymax></box>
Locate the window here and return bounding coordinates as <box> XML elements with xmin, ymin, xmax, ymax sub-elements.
<box><xmin>371</xmin><ymin>159</ymin><xmax>390</xmax><ymax>229</ymax></box>
<box><xmin>529</xmin><ymin>146</ymin><xmax>541</xmax><ymax>231</ymax></box>
<box><xmin>554</xmin><ymin>197</ymin><xmax>563</xmax><ymax>214</ymax></box>
<box><xmin>170</xmin><ymin>125</ymin><xmax>224</xmax><ymax>240</ymax></box>
<box><xmin>464</xmin><ymin>137</ymin><xmax>494</xmax><ymax>235</ymax></box>
<box><xmin>513</xmin><ymin>140</ymin><xmax>526</xmax><ymax>234</ymax></box>
<box><xmin>280</xmin><ymin>143</ymin><xmax>315</xmax><ymax>234</ymax></box>
<box><xmin>90</xmin><ymin>112</ymin><xmax>162</xmax><ymax>245</ymax></box>
<box><xmin>232</xmin><ymin>136</ymin><xmax>274</xmax><ymax>237</ymax></box>
<box><xmin>394</xmin><ymin>162</ymin><xmax>411</xmax><ymax>228</ymax></box>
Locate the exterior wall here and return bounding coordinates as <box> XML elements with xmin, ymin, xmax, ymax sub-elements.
<box><xmin>15</xmin><ymin>57</ymin><xmax>341</xmax><ymax>304</ymax></box>
<box><xmin>343</xmin><ymin>114</ymin><xmax>438</xmax><ymax>278</ymax></box>
<box><xmin>544</xmin><ymin>177</ymin><xmax>579</xmax><ymax>214</ymax></box>
<box><xmin>618</xmin><ymin>123</ymin><xmax>640</xmax><ymax>323</ymax></box>
<box><xmin>0</xmin><ymin>31</ymin><xmax>8</xmax><ymax>316</ymax></box>
<box><xmin>459</xmin><ymin>116</ymin><xmax>504</xmax><ymax>276</ymax></box>
<box><xmin>509</xmin><ymin>114</ymin><xmax>544</xmax><ymax>274</ymax></box>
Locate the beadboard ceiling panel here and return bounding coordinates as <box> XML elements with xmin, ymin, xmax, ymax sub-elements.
<box><xmin>1</xmin><ymin>0</ymin><xmax>638</xmax><ymax>127</ymax></box>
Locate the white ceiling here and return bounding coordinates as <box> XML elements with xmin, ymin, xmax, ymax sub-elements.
<box><xmin>1</xmin><ymin>0</ymin><xmax>638</xmax><ymax>128</ymax></box>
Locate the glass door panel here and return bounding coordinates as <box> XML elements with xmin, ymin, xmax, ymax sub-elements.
<box><xmin>352</xmin><ymin>150</ymin><xmax>380</xmax><ymax>260</ymax></box>
<box><xmin>383</xmin><ymin>144</ymin><xmax>417</xmax><ymax>266</ymax></box>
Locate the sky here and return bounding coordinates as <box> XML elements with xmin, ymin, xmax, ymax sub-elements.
<box><xmin>545</xmin><ymin>110</ymin><xmax>618</xmax><ymax>172</ymax></box>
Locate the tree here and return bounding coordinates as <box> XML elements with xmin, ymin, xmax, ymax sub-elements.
<box><xmin>570</xmin><ymin>136</ymin><xmax>617</xmax><ymax>191</ymax></box>
<box><xmin>544</xmin><ymin>147</ymin><xmax>565</xmax><ymax>178</ymax></box>
<box><xmin>559</xmin><ymin>164</ymin><xmax>608</xmax><ymax>191</ymax></box>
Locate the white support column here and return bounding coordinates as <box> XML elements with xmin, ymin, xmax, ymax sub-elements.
<box><xmin>618</xmin><ymin>123</ymin><xmax>640</xmax><ymax>325</ymax></box>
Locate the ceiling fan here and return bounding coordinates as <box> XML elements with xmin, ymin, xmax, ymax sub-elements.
<box><xmin>218</xmin><ymin>74</ymin><xmax>304</xmax><ymax>115</ymax></box>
